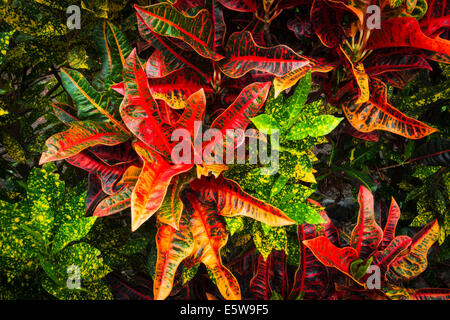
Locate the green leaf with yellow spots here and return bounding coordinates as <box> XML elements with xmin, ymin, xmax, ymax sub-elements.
<box><xmin>54</xmin><ymin>243</ymin><xmax>111</xmax><ymax>282</ymax></box>
<box><xmin>286</xmin><ymin>115</ymin><xmax>343</xmax><ymax>141</ymax></box>
<box><xmin>41</xmin><ymin>276</ymin><xmax>113</xmax><ymax>300</ymax></box>
<box><xmin>224</xmin><ymin>216</ymin><xmax>245</xmax><ymax>236</ymax></box>
<box><xmin>182</xmin><ymin>264</ymin><xmax>199</xmax><ymax>285</ymax></box>
<box><xmin>252</xmin><ymin>222</ymin><xmax>287</xmax><ymax>260</ymax></box>
<box><xmin>51</xmin><ymin>217</ymin><xmax>97</xmax><ymax>254</ymax></box>
<box><xmin>412</xmin><ymin>166</ymin><xmax>441</xmax><ymax>179</ymax></box>
<box><xmin>0</xmin><ymin>30</ymin><xmax>15</xmax><ymax>65</ymax></box>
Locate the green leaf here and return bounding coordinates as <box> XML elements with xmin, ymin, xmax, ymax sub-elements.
<box><xmin>224</xmin><ymin>216</ymin><xmax>245</xmax><ymax>236</ymax></box>
<box><xmin>54</xmin><ymin>243</ymin><xmax>111</xmax><ymax>282</ymax></box>
<box><xmin>68</xmin><ymin>47</ymin><xmax>89</xmax><ymax>70</ymax></box>
<box><xmin>251</xmin><ymin>114</ymin><xmax>280</xmax><ymax>134</ymax></box>
<box><xmin>0</xmin><ymin>30</ymin><xmax>15</xmax><ymax>65</ymax></box>
<box><xmin>182</xmin><ymin>264</ymin><xmax>199</xmax><ymax>285</ymax></box>
<box><xmin>270</xmin><ymin>175</ymin><xmax>290</xmax><ymax>199</ymax></box>
<box><xmin>51</xmin><ymin>217</ymin><xmax>97</xmax><ymax>254</ymax></box>
<box><xmin>286</xmin><ymin>115</ymin><xmax>342</xmax><ymax>140</ymax></box>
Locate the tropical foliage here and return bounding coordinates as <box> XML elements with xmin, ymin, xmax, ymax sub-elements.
<box><xmin>0</xmin><ymin>0</ymin><xmax>448</xmax><ymax>300</ymax></box>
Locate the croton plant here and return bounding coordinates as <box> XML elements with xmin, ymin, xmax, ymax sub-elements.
<box><xmin>15</xmin><ymin>0</ymin><xmax>447</xmax><ymax>300</ymax></box>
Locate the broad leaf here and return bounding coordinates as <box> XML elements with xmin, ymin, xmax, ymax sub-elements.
<box><xmin>367</xmin><ymin>17</ymin><xmax>450</xmax><ymax>56</ymax></box>
<box><xmin>302</xmin><ymin>235</ymin><xmax>360</xmax><ymax>281</ymax></box>
<box><xmin>131</xmin><ymin>143</ymin><xmax>192</xmax><ymax>231</ymax></box>
<box><xmin>40</xmin><ymin>121</ymin><xmax>130</xmax><ymax>164</ymax></box>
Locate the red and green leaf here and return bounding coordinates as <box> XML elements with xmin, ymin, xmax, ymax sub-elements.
<box><xmin>60</xmin><ymin>68</ymin><xmax>128</xmax><ymax>133</ymax></box>
<box><xmin>380</xmin><ymin>198</ymin><xmax>402</xmax><ymax>249</ymax></box>
<box><xmin>372</xmin><ymin>235</ymin><xmax>412</xmax><ymax>273</ymax></box>
<box><xmin>148</xmin><ymin>69</ymin><xmax>212</xmax><ymax>110</ymax></box>
<box><xmin>135</xmin><ymin>3</ymin><xmax>223</xmax><ymax>61</ymax></box>
<box><xmin>386</xmin><ymin>219</ymin><xmax>440</xmax><ymax>283</ymax></box>
<box><xmin>211</xmin><ymin>81</ymin><xmax>271</xmax><ymax>133</ymax></box>
<box><xmin>341</xmin><ymin>78</ymin><xmax>437</xmax><ymax>139</ymax></box>
<box><xmin>65</xmin><ymin>151</ymin><xmax>129</xmax><ymax>195</ymax></box>
<box><xmin>366</xmin><ymin>17</ymin><xmax>450</xmax><ymax>56</ymax></box>
<box><xmin>350</xmin><ymin>186</ymin><xmax>383</xmax><ymax>258</ymax></box>
<box><xmin>93</xmin><ymin>185</ymin><xmax>133</xmax><ymax>217</ymax></box>
<box><xmin>39</xmin><ymin>121</ymin><xmax>130</xmax><ymax>164</ymax></box>
<box><xmin>217</xmin><ymin>0</ymin><xmax>257</xmax><ymax>12</ymax></box>
<box><xmin>289</xmin><ymin>224</ymin><xmax>330</xmax><ymax>300</ymax></box>
<box><xmin>120</xmin><ymin>49</ymin><xmax>176</xmax><ymax>159</ymax></box>
<box><xmin>154</xmin><ymin>214</ymin><xmax>194</xmax><ymax>300</ymax></box>
<box><xmin>52</xmin><ymin>103</ymin><xmax>78</xmax><ymax>124</ymax></box>
<box><xmin>219</xmin><ymin>31</ymin><xmax>310</xmax><ymax>78</ymax></box>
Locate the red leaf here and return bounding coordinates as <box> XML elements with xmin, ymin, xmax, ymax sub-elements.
<box><xmin>380</xmin><ymin>197</ymin><xmax>401</xmax><ymax>249</ymax></box>
<box><xmin>290</xmin><ymin>224</ymin><xmax>330</xmax><ymax>300</ymax></box>
<box><xmin>65</xmin><ymin>151</ymin><xmax>128</xmax><ymax>195</ymax></box>
<box><xmin>372</xmin><ymin>235</ymin><xmax>412</xmax><ymax>273</ymax></box>
<box><xmin>366</xmin><ymin>17</ymin><xmax>450</xmax><ymax>56</ymax></box>
<box><xmin>131</xmin><ymin>142</ymin><xmax>192</xmax><ymax>231</ymax></box>
<box><xmin>217</xmin><ymin>0</ymin><xmax>257</xmax><ymax>12</ymax></box>
<box><xmin>350</xmin><ymin>186</ymin><xmax>383</xmax><ymax>258</ymax></box>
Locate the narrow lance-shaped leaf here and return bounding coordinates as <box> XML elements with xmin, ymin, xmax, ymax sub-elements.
<box><xmin>120</xmin><ymin>49</ymin><xmax>176</xmax><ymax>159</ymax></box>
<box><xmin>350</xmin><ymin>185</ymin><xmax>383</xmax><ymax>258</ymax></box>
<box><xmin>184</xmin><ymin>193</ymin><xmax>241</xmax><ymax>300</ymax></box>
<box><xmin>380</xmin><ymin>197</ymin><xmax>401</xmax><ymax>249</ymax></box>
<box><xmin>60</xmin><ymin>68</ymin><xmax>128</xmax><ymax>133</ymax></box>
<box><xmin>156</xmin><ymin>171</ymin><xmax>195</xmax><ymax>229</ymax></box>
<box><xmin>386</xmin><ymin>219</ymin><xmax>440</xmax><ymax>283</ymax></box>
<box><xmin>289</xmin><ymin>223</ymin><xmax>330</xmax><ymax>300</ymax></box>
<box><xmin>190</xmin><ymin>176</ymin><xmax>296</xmax><ymax>227</ymax></box>
<box><xmin>211</xmin><ymin>81</ymin><xmax>271</xmax><ymax>134</ymax></box>
<box><xmin>219</xmin><ymin>31</ymin><xmax>310</xmax><ymax>78</ymax></box>
<box><xmin>153</xmin><ymin>214</ymin><xmax>194</xmax><ymax>300</ymax></box>
<box><xmin>52</xmin><ymin>103</ymin><xmax>78</xmax><ymax>124</ymax></box>
<box><xmin>249</xmin><ymin>254</ymin><xmax>272</xmax><ymax>299</ymax></box>
<box><xmin>135</xmin><ymin>3</ymin><xmax>223</xmax><ymax>61</ymax></box>
<box><xmin>341</xmin><ymin>78</ymin><xmax>437</xmax><ymax>139</ymax></box>
<box><xmin>39</xmin><ymin>121</ymin><xmax>130</xmax><ymax>164</ymax></box>
<box><xmin>65</xmin><ymin>152</ymin><xmax>129</xmax><ymax>195</ymax></box>
<box><xmin>93</xmin><ymin>185</ymin><xmax>133</xmax><ymax>217</ymax></box>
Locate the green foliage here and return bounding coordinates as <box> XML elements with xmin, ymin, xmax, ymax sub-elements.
<box><xmin>0</xmin><ymin>164</ymin><xmax>111</xmax><ymax>299</ymax></box>
<box><xmin>225</xmin><ymin>72</ymin><xmax>341</xmax><ymax>259</ymax></box>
